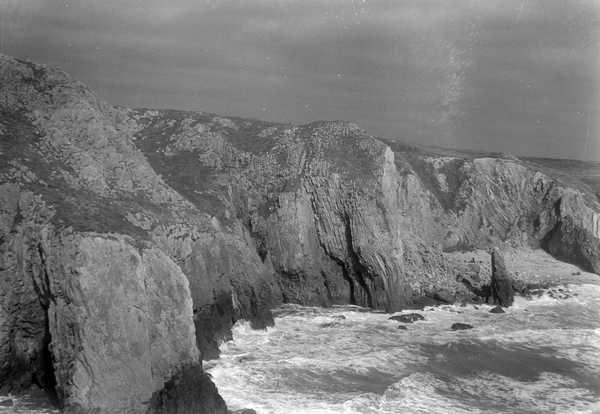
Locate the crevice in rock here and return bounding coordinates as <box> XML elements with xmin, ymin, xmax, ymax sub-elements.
<box><xmin>320</xmin><ymin>271</ymin><xmax>333</xmax><ymax>302</ymax></box>
<box><xmin>30</xmin><ymin>243</ymin><xmax>59</xmax><ymax>407</ymax></box>
<box><xmin>342</xmin><ymin>213</ymin><xmax>374</xmax><ymax>308</ymax></box>
<box><xmin>35</xmin><ymin>315</ymin><xmax>59</xmax><ymax>408</ymax></box>
<box><xmin>194</xmin><ymin>291</ymin><xmax>234</xmax><ymax>361</ymax></box>
<box><xmin>341</xmin><ymin>265</ymin><xmax>356</xmax><ymax>305</ymax></box>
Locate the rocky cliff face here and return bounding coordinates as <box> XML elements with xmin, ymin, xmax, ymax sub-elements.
<box><xmin>131</xmin><ymin>108</ymin><xmax>600</xmax><ymax>310</ymax></box>
<box><xmin>1</xmin><ymin>54</ymin><xmax>600</xmax><ymax>412</ymax></box>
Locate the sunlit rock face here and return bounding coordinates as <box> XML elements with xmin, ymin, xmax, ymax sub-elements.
<box><xmin>1</xmin><ymin>53</ymin><xmax>600</xmax><ymax>412</ymax></box>
<box><xmin>132</xmin><ymin>108</ymin><xmax>600</xmax><ymax>312</ymax></box>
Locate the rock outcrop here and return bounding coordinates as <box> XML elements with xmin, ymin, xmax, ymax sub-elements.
<box><xmin>389</xmin><ymin>313</ymin><xmax>425</xmax><ymax>323</ymax></box>
<box><xmin>1</xmin><ymin>54</ymin><xmax>600</xmax><ymax>412</ymax></box>
<box><xmin>490</xmin><ymin>249</ymin><xmax>514</xmax><ymax>307</ymax></box>
<box><xmin>451</xmin><ymin>323</ymin><xmax>474</xmax><ymax>331</ymax></box>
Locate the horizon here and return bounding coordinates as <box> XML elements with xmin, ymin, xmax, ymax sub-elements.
<box><xmin>1</xmin><ymin>0</ymin><xmax>599</xmax><ymax>161</ymax></box>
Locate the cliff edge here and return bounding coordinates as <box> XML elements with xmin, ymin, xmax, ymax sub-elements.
<box><xmin>1</xmin><ymin>54</ymin><xmax>599</xmax><ymax>412</ymax></box>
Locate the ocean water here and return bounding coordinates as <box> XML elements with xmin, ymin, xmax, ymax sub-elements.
<box><xmin>0</xmin><ymin>387</ymin><xmax>57</xmax><ymax>413</ymax></box>
<box><xmin>205</xmin><ymin>284</ymin><xmax>600</xmax><ymax>414</ymax></box>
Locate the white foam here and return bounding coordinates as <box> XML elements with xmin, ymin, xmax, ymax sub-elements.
<box><xmin>0</xmin><ymin>393</ymin><xmax>57</xmax><ymax>414</ymax></box>
<box><xmin>207</xmin><ymin>285</ymin><xmax>600</xmax><ymax>413</ymax></box>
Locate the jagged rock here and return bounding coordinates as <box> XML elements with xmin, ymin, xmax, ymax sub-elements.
<box><xmin>490</xmin><ymin>305</ymin><xmax>505</xmax><ymax>314</ymax></box>
<box><xmin>491</xmin><ymin>249</ymin><xmax>514</xmax><ymax>307</ymax></box>
<box><xmin>149</xmin><ymin>367</ymin><xmax>226</xmax><ymax>414</ymax></box>
<box><xmin>2</xmin><ymin>53</ymin><xmax>600</xmax><ymax>412</ymax></box>
<box><xmin>451</xmin><ymin>323</ymin><xmax>474</xmax><ymax>330</ymax></box>
<box><xmin>389</xmin><ymin>313</ymin><xmax>425</xmax><ymax>323</ymax></box>
<box><xmin>0</xmin><ymin>183</ymin><xmax>225</xmax><ymax>412</ymax></box>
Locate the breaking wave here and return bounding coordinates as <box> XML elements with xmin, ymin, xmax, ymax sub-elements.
<box><xmin>206</xmin><ymin>284</ymin><xmax>600</xmax><ymax>414</ymax></box>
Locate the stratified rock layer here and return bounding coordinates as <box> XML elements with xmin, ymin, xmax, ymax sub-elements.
<box><xmin>2</xmin><ymin>54</ymin><xmax>600</xmax><ymax>412</ymax></box>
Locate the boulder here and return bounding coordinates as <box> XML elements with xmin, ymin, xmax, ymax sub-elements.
<box><xmin>389</xmin><ymin>313</ymin><xmax>425</xmax><ymax>323</ymax></box>
<box><xmin>451</xmin><ymin>323</ymin><xmax>473</xmax><ymax>331</ymax></box>
<box><xmin>490</xmin><ymin>305</ymin><xmax>505</xmax><ymax>314</ymax></box>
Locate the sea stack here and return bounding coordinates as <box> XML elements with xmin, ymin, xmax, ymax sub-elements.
<box><xmin>490</xmin><ymin>249</ymin><xmax>514</xmax><ymax>307</ymax></box>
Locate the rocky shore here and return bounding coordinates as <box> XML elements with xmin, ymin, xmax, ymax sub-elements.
<box><xmin>1</xmin><ymin>54</ymin><xmax>599</xmax><ymax>412</ymax></box>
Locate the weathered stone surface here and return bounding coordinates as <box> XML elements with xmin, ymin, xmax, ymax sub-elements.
<box><xmin>491</xmin><ymin>249</ymin><xmax>514</xmax><ymax>307</ymax></box>
<box><xmin>0</xmin><ymin>185</ymin><xmax>57</xmax><ymax>394</ymax></box>
<box><xmin>0</xmin><ymin>186</ymin><xmax>225</xmax><ymax>412</ymax></box>
<box><xmin>2</xmin><ymin>53</ymin><xmax>600</xmax><ymax>412</ymax></box>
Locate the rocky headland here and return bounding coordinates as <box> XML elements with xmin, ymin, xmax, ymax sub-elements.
<box><xmin>1</xmin><ymin>54</ymin><xmax>599</xmax><ymax>412</ymax></box>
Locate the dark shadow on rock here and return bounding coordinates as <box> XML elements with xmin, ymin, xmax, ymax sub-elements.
<box><xmin>491</xmin><ymin>249</ymin><xmax>514</xmax><ymax>307</ymax></box>
<box><xmin>489</xmin><ymin>305</ymin><xmax>505</xmax><ymax>314</ymax></box>
<box><xmin>149</xmin><ymin>366</ymin><xmax>227</xmax><ymax>414</ymax></box>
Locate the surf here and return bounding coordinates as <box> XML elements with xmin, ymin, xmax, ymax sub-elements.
<box><xmin>206</xmin><ymin>284</ymin><xmax>600</xmax><ymax>414</ymax></box>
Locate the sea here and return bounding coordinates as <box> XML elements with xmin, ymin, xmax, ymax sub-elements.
<box><xmin>205</xmin><ymin>284</ymin><xmax>600</xmax><ymax>414</ymax></box>
<box><xmin>2</xmin><ymin>284</ymin><xmax>599</xmax><ymax>413</ymax></box>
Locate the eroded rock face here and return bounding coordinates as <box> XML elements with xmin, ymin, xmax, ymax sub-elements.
<box><xmin>0</xmin><ymin>55</ymin><xmax>234</xmax><ymax>412</ymax></box>
<box><xmin>490</xmin><ymin>249</ymin><xmax>514</xmax><ymax>307</ymax></box>
<box><xmin>133</xmin><ymin>108</ymin><xmax>600</xmax><ymax>312</ymax></box>
<box><xmin>0</xmin><ymin>189</ymin><xmax>224</xmax><ymax>413</ymax></box>
<box><xmin>0</xmin><ymin>186</ymin><xmax>226</xmax><ymax>413</ymax></box>
<box><xmin>47</xmin><ymin>234</ymin><xmax>205</xmax><ymax>413</ymax></box>
<box><xmin>2</xmin><ymin>54</ymin><xmax>600</xmax><ymax>412</ymax></box>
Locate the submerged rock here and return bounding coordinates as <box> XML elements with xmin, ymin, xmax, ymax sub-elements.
<box><xmin>397</xmin><ymin>325</ymin><xmax>408</xmax><ymax>330</ymax></box>
<box><xmin>491</xmin><ymin>249</ymin><xmax>514</xmax><ymax>307</ymax></box>
<box><xmin>451</xmin><ymin>323</ymin><xmax>474</xmax><ymax>331</ymax></box>
<box><xmin>389</xmin><ymin>313</ymin><xmax>425</xmax><ymax>323</ymax></box>
<box><xmin>490</xmin><ymin>305</ymin><xmax>505</xmax><ymax>314</ymax></box>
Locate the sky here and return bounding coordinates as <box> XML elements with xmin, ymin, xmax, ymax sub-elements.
<box><xmin>1</xmin><ymin>0</ymin><xmax>599</xmax><ymax>160</ymax></box>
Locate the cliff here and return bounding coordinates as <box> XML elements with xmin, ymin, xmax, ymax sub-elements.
<box><xmin>1</xmin><ymin>54</ymin><xmax>599</xmax><ymax>412</ymax></box>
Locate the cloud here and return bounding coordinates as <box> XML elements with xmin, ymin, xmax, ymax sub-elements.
<box><xmin>0</xmin><ymin>0</ymin><xmax>599</xmax><ymax>160</ymax></box>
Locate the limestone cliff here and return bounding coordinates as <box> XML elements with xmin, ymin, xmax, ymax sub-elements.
<box><xmin>1</xmin><ymin>54</ymin><xmax>600</xmax><ymax>412</ymax></box>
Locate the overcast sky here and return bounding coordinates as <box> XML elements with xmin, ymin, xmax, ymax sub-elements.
<box><xmin>1</xmin><ymin>0</ymin><xmax>599</xmax><ymax>160</ymax></box>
